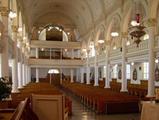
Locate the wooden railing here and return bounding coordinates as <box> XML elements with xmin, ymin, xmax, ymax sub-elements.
<box><xmin>11</xmin><ymin>83</ymin><xmax>70</xmax><ymax>120</ymax></box>
<box><xmin>11</xmin><ymin>98</ymin><xmax>38</xmax><ymax>120</ymax></box>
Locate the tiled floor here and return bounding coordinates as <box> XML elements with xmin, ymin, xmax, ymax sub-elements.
<box><xmin>69</xmin><ymin>96</ymin><xmax>140</xmax><ymax>120</ymax></box>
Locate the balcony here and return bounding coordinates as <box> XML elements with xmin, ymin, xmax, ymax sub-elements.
<box><xmin>29</xmin><ymin>58</ymin><xmax>85</xmax><ymax>68</ymax></box>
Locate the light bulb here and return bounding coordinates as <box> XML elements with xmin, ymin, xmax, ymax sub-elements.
<box><xmin>155</xmin><ymin>59</ymin><xmax>159</xmax><ymax>63</ymax></box>
<box><xmin>111</xmin><ymin>32</ymin><xmax>119</xmax><ymax>37</ymax></box>
<box><xmin>126</xmin><ymin>41</ymin><xmax>130</xmax><ymax>46</ymax></box>
<box><xmin>9</xmin><ymin>11</ymin><xmax>17</xmax><ymax>19</ymax></box>
<box><xmin>98</xmin><ymin>40</ymin><xmax>104</xmax><ymax>44</ymax></box>
<box><xmin>113</xmin><ymin>46</ymin><xmax>117</xmax><ymax>50</ymax></box>
<box><xmin>131</xmin><ymin>62</ymin><xmax>134</xmax><ymax>66</ymax></box>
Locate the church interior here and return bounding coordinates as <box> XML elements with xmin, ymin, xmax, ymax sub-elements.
<box><xmin>0</xmin><ymin>0</ymin><xmax>159</xmax><ymax>120</ymax></box>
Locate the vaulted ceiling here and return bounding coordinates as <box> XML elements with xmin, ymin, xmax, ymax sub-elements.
<box><xmin>19</xmin><ymin>0</ymin><xmax>121</xmax><ymax>37</ymax></box>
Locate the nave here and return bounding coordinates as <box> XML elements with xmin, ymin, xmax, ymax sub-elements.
<box><xmin>0</xmin><ymin>81</ymin><xmax>141</xmax><ymax>120</ymax></box>
<box><xmin>1</xmin><ymin>0</ymin><xmax>159</xmax><ymax>120</ymax></box>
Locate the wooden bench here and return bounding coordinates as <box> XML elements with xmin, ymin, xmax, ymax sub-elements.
<box><xmin>62</xmin><ymin>82</ymin><xmax>139</xmax><ymax>114</ymax></box>
<box><xmin>11</xmin><ymin>98</ymin><xmax>38</xmax><ymax>120</ymax></box>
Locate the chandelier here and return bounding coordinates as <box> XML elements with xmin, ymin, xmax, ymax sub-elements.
<box><xmin>129</xmin><ymin>14</ymin><xmax>146</xmax><ymax>47</ymax></box>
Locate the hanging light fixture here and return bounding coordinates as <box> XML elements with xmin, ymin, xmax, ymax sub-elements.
<box><xmin>9</xmin><ymin>0</ymin><xmax>17</xmax><ymax>19</ymax></box>
<box><xmin>129</xmin><ymin>2</ymin><xmax>146</xmax><ymax>47</ymax></box>
<box><xmin>9</xmin><ymin>10</ymin><xmax>17</xmax><ymax>19</ymax></box>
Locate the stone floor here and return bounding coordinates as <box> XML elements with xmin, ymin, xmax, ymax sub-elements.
<box><xmin>69</xmin><ymin>96</ymin><xmax>140</xmax><ymax>120</ymax></box>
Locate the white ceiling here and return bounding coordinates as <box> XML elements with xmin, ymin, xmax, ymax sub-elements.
<box><xmin>19</xmin><ymin>0</ymin><xmax>121</xmax><ymax>36</ymax></box>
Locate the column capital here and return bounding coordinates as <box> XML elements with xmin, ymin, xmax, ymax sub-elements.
<box><xmin>121</xmin><ymin>32</ymin><xmax>128</xmax><ymax>38</ymax></box>
<box><xmin>0</xmin><ymin>7</ymin><xmax>9</xmax><ymax>16</ymax></box>
<box><xmin>145</xmin><ymin>18</ymin><xmax>157</xmax><ymax>27</ymax></box>
<box><xmin>12</xmin><ymin>25</ymin><xmax>18</xmax><ymax>33</ymax></box>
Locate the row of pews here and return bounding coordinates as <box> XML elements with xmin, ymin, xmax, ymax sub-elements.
<box><xmin>0</xmin><ymin>82</ymin><xmax>72</xmax><ymax>120</ymax></box>
<box><xmin>61</xmin><ymin>81</ymin><xmax>140</xmax><ymax>114</ymax></box>
<box><xmin>106</xmin><ymin>79</ymin><xmax>147</xmax><ymax>98</ymax></box>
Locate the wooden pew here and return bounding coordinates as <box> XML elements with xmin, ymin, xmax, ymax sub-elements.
<box><xmin>62</xmin><ymin>82</ymin><xmax>139</xmax><ymax>114</ymax></box>
<box><xmin>11</xmin><ymin>98</ymin><xmax>38</xmax><ymax>120</ymax></box>
<box><xmin>11</xmin><ymin>83</ymin><xmax>70</xmax><ymax>119</ymax></box>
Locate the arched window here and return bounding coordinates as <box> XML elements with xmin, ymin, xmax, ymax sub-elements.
<box><xmin>126</xmin><ymin>64</ymin><xmax>131</xmax><ymax>79</ymax></box>
<box><xmin>113</xmin><ymin>64</ymin><xmax>118</xmax><ymax>78</ymax></box>
<box><xmin>143</xmin><ymin>62</ymin><xmax>149</xmax><ymax>80</ymax></box>
<box><xmin>38</xmin><ymin>24</ymin><xmax>69</xmax><ymax>42</ymax></box>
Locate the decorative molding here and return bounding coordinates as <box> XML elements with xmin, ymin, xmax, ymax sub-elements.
<box><xmin>145</xmin><ymin>18</ymin><xmax>157</xmax><ymax>27</ymax></box>
<box><xmin>29</xmin><ymin>59</ymin><xmax>85</xmax><ymax>67</ymax></box>
<box><xmin>121</xmin><ymin>32</ymin><xmax>128</xmax><ymax>38</ymax></box>
<box><xmin>31</xmin><ymin>40</ymin><xmax>81</xmax><ymax>49</ymax></box>
<box><xmin>0</xmin><ymin>7</ymin><xmax>9</xmax><ymax>16</ymax></box>
<box><xmin>12</xmin><ymin>25</ymin><xmax>18</xmax><ymax>32</ymax></box>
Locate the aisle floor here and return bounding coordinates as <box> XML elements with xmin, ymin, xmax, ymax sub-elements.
<box><xmin>69</xmin><ymin>96</ymin><xmax>140</xmax><ymax>120</ymax></box>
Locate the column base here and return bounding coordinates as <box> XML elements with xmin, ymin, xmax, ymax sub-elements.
<box><xmin>120</xmin><ymin>89</ymin><xmax>128</xmax><ymax>92</ymax></box>
<box><xmin>11</xmin><ymin>90</ymin><xmax>20</xmax><ymax>93</ymax></box>
<box><xmin>18</xmin><ymin>86</ymin><xmax>24</xmax><ymax>89</ymax></box>
<box><xmin>86</xmin><ymin>82</ymin><xmax>90</xmax><ymax>85</ymax></box>
<box><xmin>104</xmin><ymin>86</ymin><xmax>110</xmax><ymax>89</ymax></box>
<box><xmin>94</xmin><ymin>84</ymin><xmax>99</xmax><ymax>86</ymax></box>
<box><xmin>146</xmin><ymin>94</ymin><xmax>155</xmax><ymax>98</ymax></box>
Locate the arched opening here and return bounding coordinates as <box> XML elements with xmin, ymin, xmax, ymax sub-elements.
<box><xmin>110</xmin><ymin>15</ymin><xmax>121</xmax><ymax>50</ymax></box>
<box><xmin>38</xmin><ymin>24</ymin><xmax>69</xmax><ymax>42</ymax></box>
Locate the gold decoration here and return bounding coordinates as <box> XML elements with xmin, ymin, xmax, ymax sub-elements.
<box><xmin>12</xmin><ymin>25</ymin><xmax>18</xmax><ymax>32</ymax></box>
<box><xmin>121</xmin><ymin>32</ymin><xmax>128</xmax><ymax>38</ymax></box>
<box><xmin>0</xmin><ymin>7</ymin><xmax>9</xmax><ymax>16</ymax></box>
<box><xmin>145</xmin><ymin>18</ymin><xmax>157</xmax><ymax>27</ymax></box>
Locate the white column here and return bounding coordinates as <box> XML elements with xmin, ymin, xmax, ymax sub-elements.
<box><xmin>11</xmin><ymin>26</ymin><xmax>19</xmax><ymax>93</ymax></box>
<box><xmin>22</xmin><ymin>62</ymin><xmax>27</xmax><ymax>86</ymax></box>
<box><xmin>35</xmin><ymin>48</ymin><xmax>39</xmax><ymax>83</ymax></box>
<box><xmin>22</xmin><ymin>63</ymin><xmax>25</xmax><ymax>86</ymax></box>
<box><xmin>147</xmin><ymin>24</ymin><xmax>155</xmax><ymax>97</ymax></box>
<box><xmin>71</xmin><ymin>49</ymin><xmax>74</xmax><ymax>59</ymax></box>
<box><xmin>80</xmin><ymin>67</ymin><xmax>84</xmax><ymax>83</ymax></box>
<box><xmin>76</xmin><ymin>68</ymin><xmax>79</xmax><ymax>82</ymax></box>
<box><xmin>36</xmin><ymin>68</ymin><xmax>39</xmax><ymax>83</ymax></box>
<box><xmin>70</xmin><ymin>69</ymin><xmax>74</xmax><ymax>83</ymax></box>
<box><xmin>104</xmin><ymin>50</ymin><xmax>110</xmax><ymax>88</ymax></box>
<box><xmin>60</xmin><ymin>68</ymin><xmax>62</xmax><ymax>84</ymax></box>
<box><xmin>94</xmin><ymin>52</ymin><xmax>99</xmax><ymax>86</ymax></box>
<box><xmin>86</xmin><ymin>51</ymin><xmax>90</xmax><ymax>84</ymax></box>
<box><xmin>25</xmin><ymin>65</ymin><xmax>28</xmax><ymax>84</ymax></box>
<box><xmin>12</xmin><ymin>59</ymin><xmax>19</xmax><ymax>93</ymax></box>
<box><xmin>121</xmin><ymin>35</ymin><xmax>128</xmax><ymax>92</ymax></box>
<box><xmin>18</xmin><ymin>41</ymin><xmax>24</xmax><ymax>88</ymax></box>
<box><xmin>18</xmin><ymin>62</ymin><xmax>23</xmax><ymax>88</ymax></box>
<box><xmin>1</xmin><ymin>8</ymin><xmax>9</xmax><ymax>78</ymax></box>
<box><xmin>27</xmin><ymin>66</ymin><xmax>31</xmax><ymax>83</ymax></box>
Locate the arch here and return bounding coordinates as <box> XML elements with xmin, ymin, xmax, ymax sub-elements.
<box><xmin>94</xmin><ymin>24</ymin><xmax>105</xmax><ymax>45</ymax></box>
<box><xmin>122</xmin><ymin>0</ymin><xmax>133</xmax><ymax>33</ymax></box>
<box><xmin>149</xmin><ymin>0</ymin><xmax>159</xmax><ymax>19</ymax></box>
<box><xmin>12</xmin><ymin>0</ymin><xmax>18</xmax><ymax>26</ymax></box>
<box><xmin>87</xmin><ymin>32</ymin><xmax>95</xmax><ymax>48</ymax></box>
<box><xmin>105</xmin><ymin>12</ymin><xmax>122</xmax><ymax>48</ymax></box>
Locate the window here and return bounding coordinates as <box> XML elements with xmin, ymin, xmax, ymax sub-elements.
<box><xmin>113</xmin><ymin>64</ymin><xmax>118</xmax><ymax>78</ymax></box>
<box><xmin>126</xmin><ymin>64</ymin><xmax>131</xmax><ymax>79</ymax></box>
<box><xmin>103</xmin><ymin>66</ymin><xmax>106</xmax><ymax>78</ymax></box>
<box><xmin>143</xmin><ymin>62</ymin><xmax>149</xmax><ymax>80</ymax></box>
<box><xmin>48</xmin><ymin>69</ymin><xmax>59</xmax><ymax>74</ymax></box>
<box><xmin>89</xmin><ymin>47</ymin><xmax>95</xmax><ymax>57</ymax></box>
